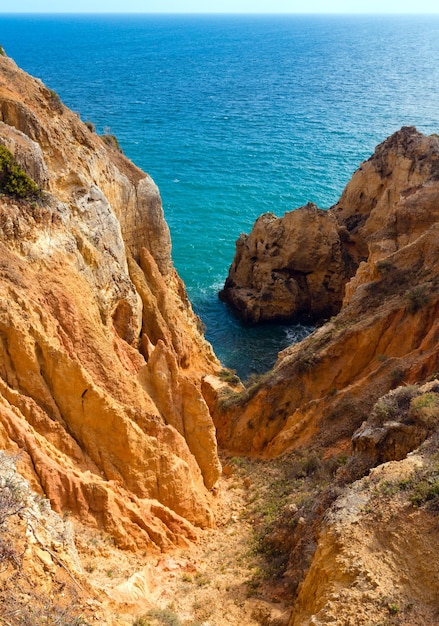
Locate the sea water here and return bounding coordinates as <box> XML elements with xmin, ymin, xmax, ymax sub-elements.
<box><xmin>2</xmin><ymin>14</ymin><xmax>439</xmax><ymax>378</ymax></box>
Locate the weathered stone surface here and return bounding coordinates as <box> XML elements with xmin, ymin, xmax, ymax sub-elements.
<box><xmin>219</xmin><ymin>204</ymin><xmax>347</xmax><ymax>323</ymax></box>
<box><xmin>350</xmin><ymin>381</ymin><xmax>439</xmax><ymax>474</ymax></box>
<box><xmin>0</xmin><ymin>54</ymin><xmax>221</xmax><ymax>550</ymax></box>
<box><xmin>212</xmin><ymin>127</ymin><xmax>439</xmax><ymax>458</ymax></box>
<box><xmin>220</xmin><ymin>126</ymin><xmax>439</xmax><ymax>325</ymax></box>
<box><xmin>289</xmin><ymin>454</ymin><xmax>439</xmax><ymax>626</ymax></box>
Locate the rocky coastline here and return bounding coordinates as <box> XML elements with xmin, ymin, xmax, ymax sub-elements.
<box><xmin>1</xmin><ymin>52</ymin><xmax>439</xmax><ymax>626</ymax></box>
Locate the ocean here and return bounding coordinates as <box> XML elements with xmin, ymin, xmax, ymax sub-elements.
<box><xmin>1</xmin><ymin>14</ymin><xmax>439</xmax><ymax>378</ymax></box>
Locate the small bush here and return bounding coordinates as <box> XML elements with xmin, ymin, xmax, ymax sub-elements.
<box><xmin>390</xmin><ymin>368</ymin><xmax>405</xmax><ymax>387</ymax></box>
<box><xmin>0</xmin><ymin>45</ymin><xmax>6</xmax><ymax>56</ymax></box>
<box><xmin>374</xmin><ymin>385</ymin><xmax>419</xmax><ymax>422</ymax></box>
<box><xmin>0</xmin><ymin>144</ymin><xmax>41</xmax><ymax>199</ymax></box>
<box><xmin>194</xmin><ymin>572</ymin><xmax>210</xmax><ymax>587</ymax></box>
<box><xmin>133</xmin><ymin>618</ymin><xmax>151</xmax><ymax>626</ymax></box>
<box><xmin>218</xmin><ymin>368</ymin><xmax>240</xmax><ymax>385</ymax></box>
<box><xmin>47</xmin><ymin>88</ymin><xmax>64</xmax><ymax>113</ymax></box>
<box><xmin>142</xmin><ymin>608</ymin><xmax>182</xmax><ymax>626</ymax></box>
<box><xmin>407</xmin><ymin>392</ymin><xmax>439</xmax><ymax>430</ymax></box>
<box><xmin>410</xmin><ymin>477</ymin><xmax>439</xmax><ymax>508</ymax></box>
<box><xmin>405</xmin><ymin>285</ymin><xmax>428</xmax><ymax>313</ymax></box>
<box><xmin>84</xmin><ymin>120</ymin><xmax>95</xmax><ymax>132</ymax></box>
<box><xmin>102</xmin><ymin>133</ymin><xmax>122</xmax><ymax>152</ymax></box>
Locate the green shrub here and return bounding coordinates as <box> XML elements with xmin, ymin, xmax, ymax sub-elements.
<box><xmin>102</xmin><ymin>133</ymin><xmax>122</xmax><ymax>152</ymax></box>
<box><xmin>405</xmin><ymin>285</ymin><xmax>428</xmax><ymax>313</ymax></box>
<box><xmin>46</xmin><ymin>88</ymin><xmax>64</xmax><ymax>113</ymax></box>
<box><xmin>0</xmin><ymin>144</ymin><xmax>41</xmax><ymax>199</ymax></box>
<box><xmin>0</xmin><ymin>45</ymin><xmax>6</xmax><ymax>57</ymax></box>
<box><xmin>218</xmin><ymin>368</ymin><xmax>240</xmax><ymax>385</ymax></box>
<box><xmin>410</xmin><ymin>477</ymin><xmax>439</xmax><ymax>508</ymax></box>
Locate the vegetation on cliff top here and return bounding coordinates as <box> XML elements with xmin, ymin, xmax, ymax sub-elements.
<box><xmin>0</xmin><ymin>144</ymin><xmax>41</xmax><ymax>199</ymax></box>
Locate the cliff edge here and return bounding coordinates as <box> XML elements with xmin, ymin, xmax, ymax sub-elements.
<box><xmin>212</xmin><ymin>127</ymin><xmax>439</xmax><ymax>459</ymax></box>
<box><xmin>0</xmin><ymin>53</ymin><xmax>222</xmax><ymax>553</ymax></box>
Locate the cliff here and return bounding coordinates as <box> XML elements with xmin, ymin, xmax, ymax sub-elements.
<box><xmin>211</xmin><ymin>127</ymin><xmax>439</xmax><ymax>460</ymax></box>
<box><xmin>2</xmin><ymin>51</ymin><xmax>439</xmax><ymax>625</ymax></box>
<box><xmin>0</xmin><ymin>53</ymin><xmax>222</xmax><ymax>557</ymax></box>
<box><xmin>207</xmin><ymin>127</ymin><xmax>439</xmax><ymax>623</ymax></box>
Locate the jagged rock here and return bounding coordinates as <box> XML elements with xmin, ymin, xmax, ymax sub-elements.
<box><xmin>212</xmin><ymin>127</ymin><xmax>439</xmax><ymax>457</ymax></box>
<box><xmin>220</xmin><ymin>126</ymin><xmax>439</xmax><ymax>325</ymax></box>
<box><xmin>0</xmin><ymin>54</ymin><xmax>221</xmax><ymax>551</ymax></box>
<box><xmin>219</xmin><ymin>204</ymin><xmax>347</xmax><ymax>323</ymax></box>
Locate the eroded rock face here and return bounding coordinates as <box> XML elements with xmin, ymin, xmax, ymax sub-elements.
<box><xmin>219</xmin><ymin>204</ymin><xmax>347</xmax><ymax>323</ymax></box>
<box><xmin>211</xmin><ymin>127</ymin><xmax>439</xmax><ymax>458</ymax></box>
<box><xmin>0</xmin><ymin>55</ymin><xmax>220</xmax><ymax>550</ymax></box>
<box><xmin>220</xmin><ymin>126</ymin><xmax>439</xmax><ymax>325</ymax></box>
<box><xmin>289</xmin><ymin>453</ymin><xmax>439</xmax><ymax>626</ymax></box>
<box><xmin>350</xmin><ymin>381</ymin><xmax>439</xmax><ymax>476</ymax></box>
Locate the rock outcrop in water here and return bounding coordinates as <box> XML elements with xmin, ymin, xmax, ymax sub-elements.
<box><xmin>219</xmin><ymin>202</ymin><xmax>349</xmax><ymax>323</ymax></box>
<box><xmin>211</xmin><ymin>127</ymin><xmax>439</xmax><ymax>459</ymax></box>
<box><xmin>220</xmin><ymin>126</ymin><xmax>439</xmax><ymax>325</ymax></box>
<box><xmin>0</xmin><ymin>54</ymin><xmax>221</xmax><ymax>552</ymax></box>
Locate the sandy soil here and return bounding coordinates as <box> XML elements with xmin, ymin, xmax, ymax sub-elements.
<box><xmin>73</xmin><ymin>454</ymin><xmax>292</xmax><ymax>626</ymax></box>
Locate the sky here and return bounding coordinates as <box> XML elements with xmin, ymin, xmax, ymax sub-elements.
<box><xmin>1</xmin><ymin>1</ymin><xmax>439</xmax><ymax>14</ymax></box>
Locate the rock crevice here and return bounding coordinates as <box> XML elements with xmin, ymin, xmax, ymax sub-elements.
<box><xmin>0</xmin><ymin>54</ymin><xmax>220</xmax><ymax>550</ymax></box>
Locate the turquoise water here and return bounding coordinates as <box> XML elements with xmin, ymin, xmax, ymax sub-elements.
<box><xmin>2</xmin><ymin>14</ymin><xmax>439</xmax><ymax>377</ymax></box>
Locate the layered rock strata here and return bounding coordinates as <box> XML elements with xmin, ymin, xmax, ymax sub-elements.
<box><xmin>0</xmin><ymin>54</ymin><xmax>221</xmax><ymax>551</ymax></box>
<box><xmin>211</xmin><ymin>127</ymin><xmax>439</xmax><ymax>458</ymax></box>
<box><xmin>220</xmin><ymin>126</ymin><xmax>439</xmax><ymax>325</ymax></box>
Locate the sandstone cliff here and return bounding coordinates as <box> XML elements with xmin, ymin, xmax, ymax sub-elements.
<box><xmin>211</xmin><ymin>127</ymin><xmax>439</xmax><ymax>460</ymax></box>
<box><xmin>220</xmin><ymin>127</ymin><xmax>439</xmax><ymax>326</ymax></box>
<box><xmin>0</xmin><ymin>53</ymin><xmax>222</xmax><ymax>555</ymax></box>
<box><xmin>209</xmin><ymin>127</ymin><xmax>439</xmax><ymax>624</ymax></box>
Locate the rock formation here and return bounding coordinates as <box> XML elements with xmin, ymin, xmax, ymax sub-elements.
<box><xmin>219</xmin><ymin>203</ymin><xmax>349</xmax><ymax>323</ymax></box>
<box><xmin>289</xmin><ymin>448</ymin><xmax>439</xmax><ymax>626</ymax></box>
<box><xmin>0</xmin><ymin>53</ymin><xmax>221</xmax><ymax>553</ymax></box>
<box><xmin>211</xmin><ymin>127</ymin><xmax>439</xmax><ymax>459</ymax></box>
<box><xmin>220</xmin><ymin>127</ymin><xmax>439</xmax><ymax>325</ymax></box>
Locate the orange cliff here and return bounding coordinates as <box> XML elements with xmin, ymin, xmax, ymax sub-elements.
<box><xmin>210</xmin><ymin>127</ymin><xmax>439</xmax><ymax>459</ymax></box>
<box><xmin>0</xmin><ymin>53</ymin><xmax>222</xmax><ymax>552</ymax></box>
<box><xmin>3</xmin><ymin>50</ymin><xmax>439</xmax><ymax>626</ymax></box>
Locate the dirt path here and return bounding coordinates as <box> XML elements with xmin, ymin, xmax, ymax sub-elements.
<box><xmin>75</xmin><ymin>454</ymin><xmax>293</xmax><ymax>626</ymax></box>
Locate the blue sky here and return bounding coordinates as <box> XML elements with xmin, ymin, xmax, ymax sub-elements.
<box><xmin>2</xmin><ymin>1</ymin><xmax>439</xmax><ymax>13</ymax></box>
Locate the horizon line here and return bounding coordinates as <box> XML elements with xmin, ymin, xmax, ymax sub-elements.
<box><xmin>2</xmin><ymin>10</ymin><xmax>439</xmax><ymax>15</ymax></box>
